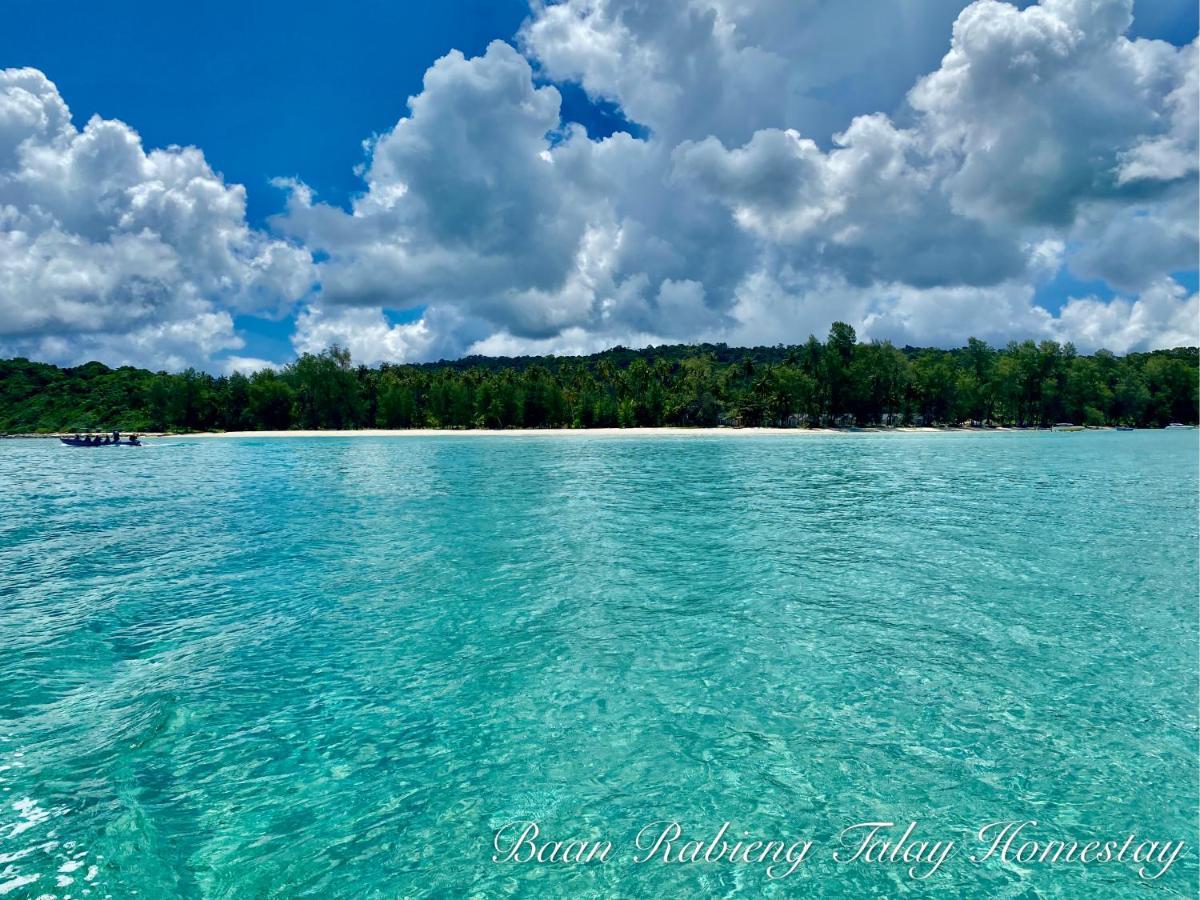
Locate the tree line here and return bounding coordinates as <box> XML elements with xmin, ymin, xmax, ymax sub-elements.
<box><xmin>1</xmin><ymin>324</ymin><xmax>1196</xmax><ymax>433</ymax></box>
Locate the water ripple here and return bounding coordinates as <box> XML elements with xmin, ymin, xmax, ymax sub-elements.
<box><xmin>0</xmin><ymin>432</ymin><xmax>1196</xmax><ymax>897</ymax></box>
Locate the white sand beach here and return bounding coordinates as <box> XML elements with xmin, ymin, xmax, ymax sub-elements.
<box><xmin>167</xmin><ymin>426</ymin><xmax>1018</xmax><ymax>438</ymax></box>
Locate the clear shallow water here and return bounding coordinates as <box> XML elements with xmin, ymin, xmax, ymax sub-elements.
<box><xmin>1</xmin><ymin>432</ymin><xmax>1196</xmax><ymax>898</ymax></box>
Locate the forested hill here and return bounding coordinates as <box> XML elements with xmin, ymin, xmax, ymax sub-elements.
<box><xmin>1</xmin><ymin>324</ymin><xmax>1197</xmax><ymax>433</ymax></box>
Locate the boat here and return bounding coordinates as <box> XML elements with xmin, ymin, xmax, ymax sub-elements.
<box><xmin>1051</xmin><ymin>423</ymin><xmax>1084</xmax><ymax>432</ymax></box>
<box><xmin>1115</xmin><ymin>426</ymin><xmax>1134</xmax><ymax>432</ymax></box>
<box><xmin>60</xmin><ymin>432</ymin><xmax>141</xmax><ymax>447</ymax></box>
<box><xmin>1164</xmin><ymin>423</ymin><xmax>1193</xmax><ymax>429</ymax></box>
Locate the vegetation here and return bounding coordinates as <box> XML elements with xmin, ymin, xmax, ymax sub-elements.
<box><xmin>1</xmin><ymin>325</ymin><xmax>1196</xmax><ymax>433</ymax></box>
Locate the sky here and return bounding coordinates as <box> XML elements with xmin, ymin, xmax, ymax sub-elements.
<box><xmin>0</xmin><ymin>0</ymin><xmax>1196</xmax><ymax>372</ymax></box>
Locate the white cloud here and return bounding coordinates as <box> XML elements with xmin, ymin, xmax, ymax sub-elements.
<box><xmin>0</xmin><ymin>68</ymin><xmax>313</xmax><ymax>369</ymax></box>
<box><xmin>292</xmin><ymin>305</ymin><xmax>442</xmax><ymax>367</ymax></box>
<box><xmin>672</xmin><ymin>115</ymin><xmax>1026</xmax><ymax>287</ymax></box>
<box><xmin>520</xmin><ymin>0</ymin><xmax>977</xmax><ymax>145</ymax></box>
<box><xmin>728</xmin><ymin>271</ymin><xmax>1198</xmax><ymax>354</ymax></box>
<box><xmin>221</xmin><ymin>355</ymin><xmax>278</xmax><ymax>376</ymax></box>
<box><xmin>908</xmin><ymin>1</ymin><xmax>1196</xmax><ymax>231</ymax></box>
<box><xmin>1067</xmin><ymin>188</ymin><xmax>1198</xmax><ymax>291</ymax></box>
<box><xmin>466</xmin><ymin>325</ymin><xmax>666</xmax><ymax>359</ymax></box>
<box><xmin>2</xmin><ymin>1</ymin><xmax>1197</xmax><ymax>371</ymax></box>
<box><xmin>8</xmin><ymin>308</ymin><xmax>244</xmax><ymax>373</ymax></box>
<box><xmin>280</xmin><ymin>0</ymin><xmax>1194</xmax><ymax>363</ymax></box>
<box><xmin>673</xmin><ymin>0</ymin><xmax>1196</xmax><ymax>287</ymax></box>
<box><xmin>1054</xmin><ymin>278</ymin><xmax>1199</xmax><ymax>352</ymax></box>
<box><xmin>1115</xmin><ymin>39</ymin><xmax>1198</xmax><ymax>184</ymax></box>
<box><xmin>277</xmin><ymin>42</ymin><xmax>593</xmax><ymax>323</ymax></box>
<box><xmin>274</xmin><ymin>41</ymin><xmax>748</xmax><ymax>360</ymax></box>
<box><xmin>724</xmin><ymin>272</ymin><xmax>1060</xmax><ymax>349</ymax></box>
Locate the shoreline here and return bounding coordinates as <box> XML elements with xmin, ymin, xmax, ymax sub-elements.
<box><xmin>5</xmin><ymin>425</ymin><xmax>1181</xmax><ymax>440</ymax></box>
<box><xmin>172</xmin><ymin>426</ymin><xmax>1008</xmax><ymax>438</ymax></box>
<box><xmin>6</xmin><ymin>425</ymin><xmax>1068</xmax><ymax>439</ymax></box>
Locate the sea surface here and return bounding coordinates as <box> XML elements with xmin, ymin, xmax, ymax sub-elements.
<box><xmin>1</xmin><ymin>431</ymin><xmax>1197</xmax><ymax>898</ymax></box>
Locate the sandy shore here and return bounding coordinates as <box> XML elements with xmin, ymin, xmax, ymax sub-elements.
<box><xmin>165</xmin><ymin>426</ymin><xmax>1020</xmax><ymax>438</ymax></box>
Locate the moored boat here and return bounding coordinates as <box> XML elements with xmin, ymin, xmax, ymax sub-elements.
<box><xmin>1051</xmin><ymin>423</ymin><xmax>1084</xmax><ymax>432</ymax></box>
<box><xmin>60</xmin><ymin>431</ymin><xmax>141</xmax><ymax>447</ymax></box>
<box><xmin>1164</xmin><ymin>423</ymin><xmax>1194</xmax><ymax>429</ymax></box>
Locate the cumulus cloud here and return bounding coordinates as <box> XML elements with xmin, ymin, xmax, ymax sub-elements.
<box><xmin>520</xmin><ymin>0</ymin><xmax>977</xmax><ymax>145</ymax></box>
<box><xmin>727</xmin><ymin>271</ymin><xmax>1198</xmax><ymax>354</ymax></box>
<box><xmin>277</xmin><ymin>42</ymin><xmax>593</xmax><ymax>325</ymax></box>
<box><xmin>21</xmin><ymin>309</ymin><xmax>245</xmax><ymax>373</ymax></box>
<box><xmin>278</xmin><ymin>0</ymin><xmax>1196</xmax><ymax>363</ymax></box>
<box><xmin>673</xmin><ymin>0</ymin><xmax>1197</xmax><ymax>289</ymax></box>
<box><xmin>0</xmin><ymin>68</ymin><xmax>313</xmax><ymax>369</ymax></box>
<box><xmin>910</xmin><ymin>0</ymin><xmax>1197</xmax><ymax>230</ymax></box>
<box><xmin>671</xmin><ymin>115</ymin><xmax>1027</xmax><ymax>287</ymax></box>
<box><xmin>275</xmin><ymin>40</ymin><xmax>748</xmax><ymax>359</ymax></box>
<box><xmin>1055</xmin><ymin>278</ymin><xmax>1199</xmax><ymax>352</ymax></box>
<box><xmin>292</xmin><ymin>305</ymin><xmax>441</xmax><ymax>367</ymax></box>
<box><xmin>3</xmin><ymin>0</ymin><xmax>1197</xmax><ymax>370</ymax></box>
<box><xmin>221</xmin><ymin>355</ymin><xmax>278</xmax><ymax>376</ymax></box>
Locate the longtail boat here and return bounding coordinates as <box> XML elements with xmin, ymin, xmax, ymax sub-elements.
<box><xmin>60</xmin><ymin>433</ymin><xmax>142</xmax><ymax>447</ymax></box>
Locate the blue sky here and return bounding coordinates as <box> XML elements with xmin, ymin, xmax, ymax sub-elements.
<box><xmin>1</xmin><ymin>0</ymin><xmax>652</xmax><ymax>362</ymax></box>
<box><xmin>0</xmin><ymin>0</ymin><xmax>651</xmax><ymax>227</ymax></box>
<box><xmin>4</xmin><ymin>1</ymin><xmax>1191</xmax><ymax>225</ymax></box>
<box><xmin>0</xmin><ymin>0</ymin><xmax>1196</xmax><ymax>370</ymax></box>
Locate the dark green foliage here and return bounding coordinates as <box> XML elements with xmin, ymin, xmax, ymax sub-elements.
<box><xmin>247</xmin><ymin>371</ymin><xmax>295</xmax><ymax>430</ymax></box>
<box><xmin>2</xmin><ymin>328</ymin><xmax>1196</xmax><ymax>433</ymax></box>
<box><xmin>287</xmin><ymin>346</ymin><xmax>363</xmax><ymax>429</ymax></box>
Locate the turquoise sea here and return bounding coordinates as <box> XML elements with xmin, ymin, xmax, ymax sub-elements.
<box><xmin>1</xmin><ymin>431</ymin><xmax>1197</xmax><ymax>898</ymax></box>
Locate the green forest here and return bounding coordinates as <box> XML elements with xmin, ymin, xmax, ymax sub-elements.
<box><xmin>1</xmin><ymin>324</ymin><xmax>1197</xmax><ymax>433</ymax></box>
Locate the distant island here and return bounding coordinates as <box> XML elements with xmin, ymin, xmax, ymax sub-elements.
<box><xmin>1</xmin><ymin>324</ymin><xmax>1196</xmax><ymax>434</ymax></box>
